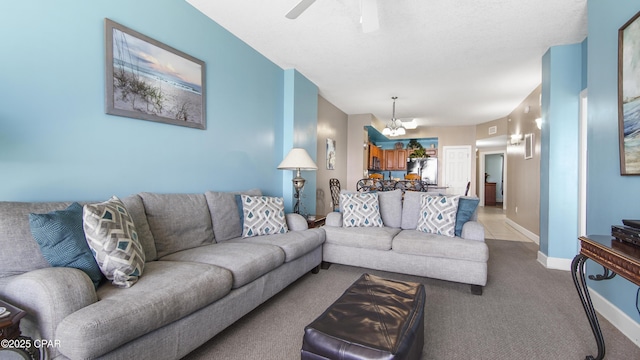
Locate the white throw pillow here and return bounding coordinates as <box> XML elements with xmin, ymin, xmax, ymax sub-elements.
<box><xmin>241</xmin><ymin>195</ymin><xmax>288</xmax><ymax>238</ymax></box>
<box><xmin>83</xmin><ymin>196</ymin><xmax>145</xmax><ymax>288</ymax></box>
<box><xmin>341</xmin><ymin>192</ymin><xmax>383</xmax><ymax>227</ymax></box>
<box><xmin>416</xmin><ymin>195</ymin><xmax>460</xmax><ymax>237</ymax></box>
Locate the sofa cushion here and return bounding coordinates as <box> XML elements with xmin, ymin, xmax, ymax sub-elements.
<box><xmin>205</xmin><ymin>189</ymin><xmax>262</xmax><ymax>242</ymax></box>
<box><xmin>140</xmin><ymin>192</ymin><xmax>214</xmax><ymax>258</ymax></box>
<box><xmin>0</xmin><ymin>201</ymin><xmax>71</xmax><ymax>279</ymax></box>
<box><xmin>56</xmin><ymin>261</ymin><xmax>232</xmax><ymax>360</ymax></box>
<box><xmin>341</xmin><ymin>192</ymin><xmax>383</xmax><ymax>227</ymax></box>
<box><xmin>121</xmin><ymin>194</ymin><xmax>157</xmax><ymax>261</ymax></box>
<box><xmin>159</xmin><ymin>242</ymin><xmax>285</xmax><ymax>288</ymax></box>
<box><xmin>28</xmin><ymin>202</ymin><xmax>103</xmax><ymax>288</ymax></box>
<box><xmin>377</xmin><ymin>189</ymin><xmax>403</xmax><ymax>228</ymax></box>
<box><xmin>83</xmin><ymin>196</ymin><xmax>146</xmax><ymax>288</ymax></box>
<box><xmin>392</xmin><ymin>230</ymin><xmax>489</xmax><ymax>262</ymax></box>
<box><xmin>400</xmin><ymin>191</ymin><xmax>423</xmax><ymax>230</ymax></box>
<box><xmin>240</xmin><ymin>195</ymin><xmax>288</xmax><ymax>238</ymax></box>
<box><xmin>417</xmin><ymin>195</ymin><xmax>460</xmax><ymax>237</ymax></box>
<box><xmin>323</xmin><ymin>226</ymin><xmax>401</xmax><ymax>250</ymax></box>
<box><xmin>455</xmin><ymin>197</ymin><xmax>480</xmax><ymax>237</ymax></box>
<box><xmin>234</xmin><ymin>228</ymin><xmax>325</xmax><ymax>262</ymax></box>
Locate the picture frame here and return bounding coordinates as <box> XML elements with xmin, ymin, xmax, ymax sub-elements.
<box><xmin>326</xmin><ymin>138</ymin><xmax>336</xmax><ymax>170</ymax></box>
<box><xmin>618</xmin><ymin>10</ymin><xmax>640</xmax><ymax>174</ymax></box>
<box><xmin>105</xmin><ymin>19</ymin><xmax>206</xmax><ymax>129</ymax></box>
<box><xmin>524</xmin><ymin>133</ymin><xmax>533</xmax><ymax>160</ymax></box>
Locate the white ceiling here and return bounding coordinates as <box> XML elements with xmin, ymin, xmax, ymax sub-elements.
<box><xmin>187</xmin><ymin>0</ymin><xmax>587</xmax><ymax>128</ymax></box>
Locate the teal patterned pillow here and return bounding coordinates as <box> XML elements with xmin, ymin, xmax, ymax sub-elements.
<box><xmin>29</xmin><ymin>202</ymin><xmax>103</xmax><ymax>289</ymax></box>
<box><xmin>341</xmin><ymin>192</ymin><xmax>383</xmax><ymax>227</ymax></box>
<box><xmin>83</xmin><ymin>196</ymin><xmax>145</xmax><ymax>288</ymax></box>
<box><xmin>417</xmin><ymin>195</ymin><xmax>460</xmax><ymax>237</ymax></box>
<box><xmin>240</xmin><ymin>195</ymin><xmax>288</xmax><ymax>238</ymax></box>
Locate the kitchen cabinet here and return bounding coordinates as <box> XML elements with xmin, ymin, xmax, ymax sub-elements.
<box><xmin>368</xmin><ymin>143</ymin><xmax>383</xmax><ymax>170</ymax></box>
<box><xmin>384</xmin><ymin>149</ymin><xmax>407</xmax><ymax>171</ymax></box>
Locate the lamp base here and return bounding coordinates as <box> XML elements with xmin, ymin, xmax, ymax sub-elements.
<box><xmin>292</xmin><ymin>170</ymin><xmax>306</xmax><ymax>214</ymax></box>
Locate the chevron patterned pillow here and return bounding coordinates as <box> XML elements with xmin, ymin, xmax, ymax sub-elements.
<box><xmin>340</xmin><ymin>192</ymin><xmax>383</xmax><ymax>227</ymax></box>
<box><xmin>240</xmin><ymin>195</ymin><xmax>289</xmax><ymax>238</ymax></box>
<box><xmin>83</xmin><ymin>196</ymin><xmax>145</xmax><ymax>288</ymax></box>
<box><xmin>417</xmin><ymin>195</ymin><xmax>460</xmax><ymax>237</ymax></box>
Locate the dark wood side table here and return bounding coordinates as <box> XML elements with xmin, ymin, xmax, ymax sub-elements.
<box><xmin>571</xmin><ymin>235</ymin><xmax>640</xmax><ymax>360</ymax></box>
<box><xmin>0</xmin><ymin>299</ymin><xmax>40</xmax><ymax>360</ymax></box>
<box><xmin>306</xmin><ymin>215</ymin><xmax>326</xmax><ymax>229</ymax></box>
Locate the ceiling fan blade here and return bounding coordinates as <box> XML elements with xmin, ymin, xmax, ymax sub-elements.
<box><xmin>361</xmin><ymin>0</ymin><xmax>379</xmax><ymax>33</ymax></box>
<box><xmin>285</xmin><ymin>0</ymin><xmax>316</xmax><ymax>19</ymax></box>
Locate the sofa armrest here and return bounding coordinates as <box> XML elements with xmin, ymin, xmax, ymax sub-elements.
<box><xmin>325</xmin><ymin>212</ymin><xmax>342</xmax><ymax>227</ymax></box>
<box><xmin>286</xmin><ymin>213</ymin><xmax>309</xmax><ymax>231</ymax></box>
<box><xmin>0</xmin><ymin>267</ymin><xmax>98</xmax><ymax>348</ymax></box>
<box><xmin>461</xmin><ymin>221</ymin><xmax>485</xmax><ymax>241</ymax></box>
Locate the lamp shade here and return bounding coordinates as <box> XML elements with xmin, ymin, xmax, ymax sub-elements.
<box><xmin>277</xmin><ymin>148</ymin><xmax>318</xmax><ymax>170</ymax></box>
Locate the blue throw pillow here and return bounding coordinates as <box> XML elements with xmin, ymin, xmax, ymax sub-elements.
<box><xmin>235</xmin><ymin>194</ymin><xmax>245</xmax><ymax>229</ymax></box>
<box><xmin>29</xmin><ymin>202</ymin><xmax>103</xmax><ymax>288</ymax></box>
<box><xmin>455</xmin><ymin>197</ymin><xmax>480</xmax><ymax>237</ymax></box>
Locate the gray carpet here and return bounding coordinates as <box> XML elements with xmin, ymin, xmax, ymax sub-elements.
<box><xmin>184</xmin><ymin>239</ymin><xmax>640</xmax><ymax>359</ymax></box>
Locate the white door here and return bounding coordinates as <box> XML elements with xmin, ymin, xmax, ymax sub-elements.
<box><xmin>442</xmin><ymin>146</ymin><xmax>472</xmax><ymax>195</ymax></box>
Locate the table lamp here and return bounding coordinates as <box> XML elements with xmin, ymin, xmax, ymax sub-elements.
<box><xmin>278</xmin><ymin>148</ymin><xmax>318</xmax><ymax>214</ymax></box>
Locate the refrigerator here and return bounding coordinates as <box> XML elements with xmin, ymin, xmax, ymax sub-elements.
<box><xmin>407</xmin><ymin>158</ymin><xmax>438</xmax><ymax>185</ymax></box>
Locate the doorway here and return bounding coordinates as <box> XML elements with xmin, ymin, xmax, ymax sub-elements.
<box><xmin>442</xmin><ymin>145</ymin><xmax>472</xmax><ymax>195</ymax></box>
<box><xmin>479</xmin><ymin>150</ymin><xmax>507</xmax><ymax>208</ymax></box>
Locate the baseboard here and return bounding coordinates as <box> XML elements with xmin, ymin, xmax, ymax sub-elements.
<box><xmin>505</xmin><ymin>217</ymin><xmax>539</xmax><ymax>244</ymax></box>
<box><xmin>589</xmin><ymin>287</ymin><xmax>640</xmax><ymax>348</ymax></box>
<box><xmin>536</xmin><ymin>251</ymin><xmax>572</xmax><ymax>271</ymax></box>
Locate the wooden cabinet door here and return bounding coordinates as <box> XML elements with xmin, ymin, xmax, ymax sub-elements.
<box><xmin>384</xmin><ymin>149</ymin><xmax>396</xmax><ymax>170</ymax></box>
<box><xmin>396</xmin><ymin>150</ymin><xmax>407</xmax><ymax>170</ymax></box>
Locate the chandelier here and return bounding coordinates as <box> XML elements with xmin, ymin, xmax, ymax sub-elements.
<box><xmin>382</xmin><ymin>96</ymin><xmax>406</xmax><ymax>137</ymax></box>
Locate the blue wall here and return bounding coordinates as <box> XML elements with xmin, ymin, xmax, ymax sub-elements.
<box><xmin>282</xmin><ymin>69</ymin><xmax>319</xmax><ymax>214</ymax></box>
<box><xmin>0</xmin><ymin>0</ymin><xmax>317</xmax><ymax>202</ymax></box>
<box><xmin>586</xmin><ymin>0</ymin><xmax>640</xmax><ymax>324</ymax></box>
<box><xmin>539</xmin><ymin>44</ymin><xmax>583</xmax><ymax>259</ymax></box>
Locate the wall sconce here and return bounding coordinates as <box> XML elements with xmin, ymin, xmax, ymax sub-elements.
<box><xmin>535</xmin><ymin>118</ymin><xmax>542</xmax><ymax>130</ymax></box>
<box><xmin>510</xmin><ymin>134</ymin><xmax>523</xmax><ymax>145</ymax></box>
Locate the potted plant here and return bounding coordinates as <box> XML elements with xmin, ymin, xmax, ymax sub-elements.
<box><xmin>407</xmin><ymin>140</ymin><xmax>429</xmax><ymax>158</ymax></box>
<box><xmin>409</xmin><ymin>148</ymin><xmax>429</xmax><ymax>158</ymax></box>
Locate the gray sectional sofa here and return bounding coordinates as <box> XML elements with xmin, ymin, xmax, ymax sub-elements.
<box><xmin>322</xmin><ymin>189</ymin><xmax>489</xmax><ymax>294</ymax></box>
<box><xmin>0</xmin><ymin>190</ymin><xmax>324</xmax><ymax>360</ymax></box>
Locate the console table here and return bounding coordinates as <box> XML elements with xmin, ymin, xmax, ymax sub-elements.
<box><xmin>571</xmin><ymin>235</ymin><xmax>640</xmax><ymax>360</ymax></box>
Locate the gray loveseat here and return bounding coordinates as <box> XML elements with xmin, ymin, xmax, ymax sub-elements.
<box><xmin>322</xmin><ymin>189</ymin><xmax>488</xmax><ymax>294</ymax></box>
<box><xmin>0</xmin><ymin>190</ymin><xmax>324</xmax><ymax>359</ymax></box>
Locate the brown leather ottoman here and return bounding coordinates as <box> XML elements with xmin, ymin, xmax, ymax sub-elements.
<box><xmin>301</xmin><ymin>273</ymin><xmax>425</xmax><ymax>360</ymax></box>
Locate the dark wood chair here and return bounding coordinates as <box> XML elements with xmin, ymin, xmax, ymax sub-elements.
<box><xmin>329</xmin><ymin>178</ymin><xmax>341</xmax><ymax>211</ymax></box>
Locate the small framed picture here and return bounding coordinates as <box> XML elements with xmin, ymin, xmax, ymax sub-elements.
<box><xmin>524</xmin><ymin>133</ymin><xmax>534</xmax><ymax>159</ymax></box>
<box><xmin>326</xmin><ymin>138</ymin><xmax>336</xmax><ymax>170</ymax></box>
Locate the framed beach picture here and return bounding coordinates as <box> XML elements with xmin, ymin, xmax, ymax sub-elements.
<box><xmin>524</xmin><ymin>133</ymin><xmax>533</xmax><ymax>160</ymax></box>
<box><xmin>105</xmin><ymin>19</ymin><xmax>206</xmax><ymax>129</ymax></box>
<box><xmin>326</xmin><ymin>138</ymin><xmax>336</xmax><ymax>170</ymax></box>
<box><xmin>618</xmin><ymin>10</ymin><xmax>640</xmax><ymax>174</ymax></box>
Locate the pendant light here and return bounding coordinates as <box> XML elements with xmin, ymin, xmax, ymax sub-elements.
<box><xmin>382</xmin><ymin>97</ymin><xmax>406</xmax><ymax>137</ymax></box>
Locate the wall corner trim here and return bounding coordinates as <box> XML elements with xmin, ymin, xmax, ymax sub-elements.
<box><xmin>505</xmin><ymin>217</ymin><xmax>540</xmax><ymax>244</ymax></box>
<box><xmin>537</xmin><ymin>251</ymin><xmax>572</xmax><ymax>271</ymax></box>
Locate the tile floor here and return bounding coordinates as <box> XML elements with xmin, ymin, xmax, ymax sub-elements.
<box><xmin>476</xmin><ymin>205</ymin><xmax>534</xmax><ymax>242</ymax></box>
